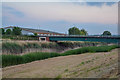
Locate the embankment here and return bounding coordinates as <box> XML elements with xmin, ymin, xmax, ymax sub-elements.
<box><xmin>2</xmin><ymin>41</ymin><xmax>109</xmax><ymax>54</ymax></box>
<box><xmin>2</xmin><ymin>45</ymin><xmax>119</xmax><ymax>67</ymax></box>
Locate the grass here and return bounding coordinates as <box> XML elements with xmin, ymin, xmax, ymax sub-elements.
<box><xmin>77</xmin><ymin>62</ymin><xmax>85</xmax><ymax>67</ymax></box>
<box><xmin>2</xmin><ymin>35</ymin><xmax>38</xmax><ymax>40</ymax></box>
<box><xmin>2</xmin><ymin>41</ymin><xmax>106</xmax><ymax>54</ymax></box>
<box><xmin>60</xmin><ymin>45</ymin><xmax>118</xmax><ymax>56</ymax></box>
<box><xmin>64</xmin><ymin>69</ymin><xmax>69</xmax><ymax>72</ymax></box>
<box><xmin>86</xmin><ymin>66</ymin><xmax>101</xmax><ymax>72</ymax></box>
<box><xmin>2</xmin><ymin>42</ymin><xmax>24</xmax><ymax>54</ymax></box>
<box><xmin>2</xmin><ymin>42</ymin><xmax>41</xmax><ymax>54</ymax></box>
<box><xmin>2</xmin><ymin>52</ymin><xmax>60</xmax><ymax>67</ymax></box>
<box><xmin>72</xmin><ymin>72</ymin><xmax>78</xmax><ymax>75</ymax></box>
<box><xmin>2</xmin><ymin>45</ymin><xmax>119</xmax><ymax>67</ymax></box>
<box><xmin>85</xmin><ymin>60</ymin><xmax>91</xmax><ymax>63</ymax></box>
<box><xmin>2</xmin><ymin>54</ymin><xmax>24</xmax><ymax>67</ymax></box>
<box><xmin>81</xmin><ymin>62</ymin><xmax>85</xmax><ymax>65</ymax></box>
<box><xmin>55</xmin><ymin>74</ymin><xmax>62</xmax><ymax>80</ymax></box>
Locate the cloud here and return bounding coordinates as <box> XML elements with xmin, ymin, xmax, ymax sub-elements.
<box><xmin>3</xmin><ymin>2</ymin><xmax>118</xmax><ymax>24</ymax></box>
<box><xmin>2</xmin><ymin>0</ymin><xmax>119</xmax><ymax>2</ymax></box>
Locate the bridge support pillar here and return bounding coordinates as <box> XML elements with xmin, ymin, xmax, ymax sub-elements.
<box><xmin>46</xmin><ymin>37</ymin><xmax>50</xmax><ymax>41</ymax></box>
<box><xmin>39</xmin><ymin>37</ymin><xmax>50</xmax><ymax>42</ymax></box>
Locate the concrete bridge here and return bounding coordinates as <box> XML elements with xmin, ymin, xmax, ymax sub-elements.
<box><xmin>38</xmin><ymin>35</ymin><xmax>120</xmax><ymax>43</ymax></box>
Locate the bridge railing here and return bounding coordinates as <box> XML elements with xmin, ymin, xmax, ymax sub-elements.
<box><xmin>37</xmin><ymin>35</ymin><xmax>120</xmax><ymax>38</ymax></box>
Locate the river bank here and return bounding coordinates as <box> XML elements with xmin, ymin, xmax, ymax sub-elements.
<box><xmin>2</xmin><ymin>41</ymin><xmax>109</xmax><ymax>55</ymax></box>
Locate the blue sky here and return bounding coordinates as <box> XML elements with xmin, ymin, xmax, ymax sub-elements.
<box><xmin>2</xmin><ymin>2</ymin><xmax>118</xmax><ymax>35</ymax></box>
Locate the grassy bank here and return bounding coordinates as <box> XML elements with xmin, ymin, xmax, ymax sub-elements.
<box><xmin>2</xmin><ymin>41</ymin><xmax>105</xmax><ymax>54</ymax></box>
<box><xmin>2</xmin><ymin>45</ymin><xmax>119</xmax><ymax>67</ymax></box>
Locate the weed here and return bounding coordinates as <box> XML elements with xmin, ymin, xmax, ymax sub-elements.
<box><xmin>81</xmin><ymin>62</ymin><xmax>85</xmax><ymax>65</ymax></box>
<box><xmin>87</xmin><ymin>66</ymin><xmax>101</xmax><ymax>72</ymax></box>
<box><xmin>55</xmin><ymin>74</ymin><xmax>62</xmax><ymax>80</ymax></box>
<box><xmin>72</xmin><ymin>71</ymin><xmax>78</xmax><ymax>75</ymax></box>
<box><xmin>64</xmin><ymin>69</ymin><xmax>69</xmax><ymax>72</ymax></box>
<box><xmin>85</xmin><ymin>60</ymin><xmax>91</xmax><ymax>63</ymax></box>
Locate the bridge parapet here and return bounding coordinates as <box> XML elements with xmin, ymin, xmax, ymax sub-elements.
<box><xmin>38</xmin><ymin>35</ymin><xmax>120</xmax><ymax>43</ymax></box>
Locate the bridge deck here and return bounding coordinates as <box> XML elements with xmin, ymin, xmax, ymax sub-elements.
<box><xmin>38</xmin><ymin>35</ymin><xmax>120</xmax><ymax>43</ymax></box>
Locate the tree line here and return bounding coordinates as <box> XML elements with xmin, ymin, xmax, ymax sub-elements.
<box><xmin>1</xmin><ymin>26</ymin><xmax>112</xmax><ymax>36</ymax></box>
<box><xmin>68</xmin><ymin>26</ymin><xmax>111</xmax><ymax>36</ymax></box>
<box><xmin>68</xmin><ymin>27</ymin><xmax>88</xmax><ymax>35</ymax></box>
<box><xmin>1</xmin><ymin>27</ymin><xmax>38</xmax><ymax>36</ymax></box>
<box><xmin>1</xmin><ymin>27</ymin><xmax>22</xmax><ymax>35</ymax></box>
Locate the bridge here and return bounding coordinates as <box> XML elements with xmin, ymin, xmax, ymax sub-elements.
<box><xmin>38</xmin><ymin>35</ymin><xmax>120</xmax><ymax>43</ymax></box>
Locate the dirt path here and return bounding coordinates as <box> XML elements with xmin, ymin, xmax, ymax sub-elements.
<box><xmin>2</xmin><ymin>49</ymin><xmax>119</xmax><ymax>78</ymax></box>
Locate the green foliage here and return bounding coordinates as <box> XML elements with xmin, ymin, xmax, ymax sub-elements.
<box><xmin>1</xmin><ymin>28</ymin><xmax>5</xmax><ymax>35</ymax></box>
<box><xmin>55</xmin><ymin>74</ymin><xmax>62</xmax><ymax>80</ymax></box>
<box><xmin>12</xmin><ymin>27</ymin><xmax>22</xmax><ymax>35</ymax></box>
<box><xmin>2</xmin><ymin>35</ymin><xmax>38</xmax><ymax>40</ymax></box>
<box><xmin>2</xmin><ymin>42</ymin><xmax>41</xmax><ymax>54</ymax></box>
<box><xmin>41</xmin><ymin>43</ymin><xmax>59</xmax><ymax>48</ymax></box>
<box><xmin>69</xmin><ymin>27</ymin><xmax>80</xmax><ymax>35</ymax></box>
<box><xmin>41</xmin><ymin>43</ymin><xmax>49</xmax><ymax>48</ymax></box>
<box><xmin>2</xmin><ymin>26</ymin><xmax>21</xmax><ymax>36</ymax></box>
<box><xmin>2</xmin><ymin>52</ymin><xmax>60</xmax><ymax>67</ymax></box>
<box><xmin>60</xmin><ymin>45</ymin><xmax>118</xmax><ymax>56</ymax></box>
<box><xmin>2</xmin><ymin>45</ymin><xmax>119</xmax><ymax>67</ymax></box>
<box><xmin>2</xmin><ymin>55</ymin><xmax>24</xmax><ymax>67</ymax></box>
<box><xmin>2</xmin><ymin>42</ymin><xmax>24</xmax><ymax>54</ymax></box>
<box><xmin>68</xmin><ymin>27</ymin><xmax>88</xmax><ymax>35</ymax></box>
<box><xmin>64</xmin><ymin>69</ymin><xmax>69</xmax><ymax>72</ymax></box>
<box><xmin>81</xmin><ymin>62</ymin><xmax>85</xmax><ymax>65</ymax></box>
<box><xmin>24</xmin><ymin>43</ymin><xmax>41</xmax><ymax>48</ymax></box>
<box><xmin>2</xmin><ymin>42</ymin><xmax>109</xmax><ymax>54</ymax></box>
<box><xmin>6</xmin><ymin>29</ymin><xmax>12</xmax><ymax>35</ymax></box>
<box><xmin>102</xmin><ymin>31</ymin><xmax>111</xmax><ymax>36</ymax></box>
<box><xmin>34</xmin><ymin>33</ymin><xmax>38</xmax><ymax>36</ymax></box>
<box><xmin>80</xmin><ymin>29</ymin><xmax>88</xmax><ymax>35</ymax></box>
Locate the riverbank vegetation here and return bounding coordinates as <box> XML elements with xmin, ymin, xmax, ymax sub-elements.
<box><xmin>2</xmin><ymin>41</ymin><xmax>107</xmax><ymax>54</ymax></box>
<box><xmin>2</xmin><ymin>45</ymin><xmax>119</xmax><ymax>67</ymax></box>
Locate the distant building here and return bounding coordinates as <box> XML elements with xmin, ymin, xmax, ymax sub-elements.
<box><xmin>3</xmin><ymin>26</ymin><xmax>66</xmax><ymax>36</ymax></box>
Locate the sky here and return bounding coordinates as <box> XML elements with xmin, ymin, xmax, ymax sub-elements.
<box><xmin>2</xmin><ymin>1</ymin><xmax>118</xmax><ymax>35</ymax></box>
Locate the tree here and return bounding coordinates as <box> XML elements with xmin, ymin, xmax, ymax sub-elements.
<box><xmin>80</xmin><ymin>29</ymin><xmax>88</xmax><ymax>35</ymax></box>
<box><xmin>68</xmin><ymin>27</ymin><xmax>88</xmax><ymax>35</ymax></box>
<box><xmin>34</xmin><ymin>33</ymin><xmax>38</xmax><ymax>36</ymax></box>
<box><xmin>1</xmin><ymin>28</ymin><xmax>5</xmax><ymax>35</ymax></box>
<box><xmin>6</xmin><ymin>29</ymin><xmax>12</xmax><ymax>35</ymax></box>
<box><xmin>68</xmin><ymin>27</ymin><xmax>80</xmax><ymax>35</ymax></box>
<box><xmin>102</xmin><ymin>31</ymin><xmax>111</xmax><ymax>36</ymax></box>
<box><xmin>12</xmin><ymin>27</ymin><xmax>22</xmax><ymax>35</ymax></box>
